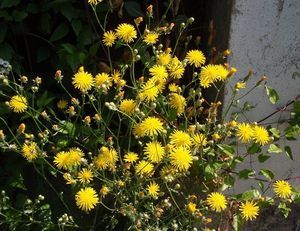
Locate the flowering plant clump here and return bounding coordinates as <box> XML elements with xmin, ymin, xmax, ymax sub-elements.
<box><xmin>0</xmin><ymin>2</ymin><xmax>300</xmax><ymax>230</ymax></box>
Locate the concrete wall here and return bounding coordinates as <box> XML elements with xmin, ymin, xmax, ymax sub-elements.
<box><xmin>226</xmin><ymin>0</ymin><xmax>300</xmax><ymax>193</ymax></box>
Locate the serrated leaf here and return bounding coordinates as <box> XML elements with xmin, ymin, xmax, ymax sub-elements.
<box><xmin>258</xmin><ymin>154</ymin><xmax>270</xmax><ymax>163</ymax></box>
<box><xmin>268</xmin><ymin>143</ymin><xmax>282</xmax><ymax>153</ymax></box>
<box><xmin>284</xmin><ymin>146</ymin><xmax>293</xmax><ymax>160</ymax></box>
<box><xmin>259</xmin><ymin>169</ymin><xmax>274</xmax><ymax>180</ymax></box>
<box><xmin>265</xmin><ymin>86</ymin><xmax>279</xmax><ymax>104</ymax></box>
<box><xmin>217</xmin><ymin>144</ymin><xmax>235</xmax><ymax>156</ymax></box>
<box><xmin>241</xmin><ymin>189</ymin><xmax>260</xmax><ymax>200</ymax></box>
<box><xmin>239</xmin><ymin>169</ymin><xmax>255</xmax><ymax>179</ymax></box>
<box><xmin>50</xmin><ymin>23</ymin><xmax>69</xmax><ymax>42</ymax></box>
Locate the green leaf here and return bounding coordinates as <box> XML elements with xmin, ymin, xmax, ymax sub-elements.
<box><xmin>292</xmin><ymin>72</ymin><xmax>300</xmax><ymax>80</ymax></box>
<box><xmin>77</xmin><ymin>26</ymin><xmax>92</xmax><ymax>46</ymax></box>
<box><xmin>233</xmin><ymin>214</ymin><xmax>243</xmax><ymax>231</ymax></box>
<box><xmin>40</xmin><ymin>13</ymin><xmax>51</xmax><ymax>34</ymax></box>
<box><xmin>293</xmin><ymin>101</ymin><xmax>300</xmax><ymax>114</ymax></box>
<box><xmin>71</xmin><ymin>19</ymin><xmax>82</xmax><ymax>36</ymax></box>
<box><xmin>241</xmin><ymin>189</ymin><xmax>260</xmax><ymax>200</ymax></box>
<box><xmin>265</xmin><ymin>86</ymin><xmax>279</xmax><ymax>104</ymax></box>
<box><xmin>124</xmin><ymin>1</ymin><xmax>144</xmax><ymax>17</ymax></box>
<box><xmin>217</xmin><ymin>144</ymin><xmax>235</xmax><ymax>156</ymax></box>
<box><xmin>239</xmin><ymin>169</ymin><xmax>255</xmax><ymax>179</ymax></box>
<box><xmin>268</xmin><ymin>143</ymin><xmax>282</xmax><ymax>153</ymax></box>
<box><xmin>59</xmin><ymin>121</ymin><xmax>76</xmax><ymax>137</ymax></box>
<box><xmin>247</xmin><ymin>143</ymin><xmax>261</xmax><ymax>154</ymax></box>
<box><xmin>258</xmin><ymin>154</ymin><xmax>270</xmax><ymax>163</ymax></box>
<box><xmin>284</xmin><ymin>146</ymin><xmax>293</xmax><ymax>160</ymax></box>
<box><xmin>9</xmin><ymin>173</ymin><xmax>26</xmax><ymax>190</ymax></box>
<box><xmin>49</xmin><ymin>23</ymin><xmax>69</xmax><ymax>42</ymax></box>
<box><xmin>269</xmin><ymin>127</ymin><xmax>280</xmax><ymax>139</ymax></box>
<box><xmin>37</xmin><ymin>46</ymin><xmax>51</xmax><ymax>63</ymax></box>
<box><xmin>259</xmin><ymin>169</ymin><xmax>274</xmax><ymax>180</ymax></box>
<box><xmin>12</xmin><ymin>10</ymin><xmax>28</xmax><ymax>22</ymax></box>
<box><xmin>285</xmin><ymin>125</ymin><xmax>300</xmax><ymax>140</ymax></box>
<box><xmin>61</xmin><ymin>43</ymin><xmax>76</xmax><ymax>54</ymax></box>
<box><xmin>36</xmin><ymin>91</ymin><xmax>55</xmax><ymax>109</ymax></box>
<box><xmin>0</xmin><ymin>43</ymin><xmax>14</xmax><ymax>60</ymax></box>
<box><xmin>278</xmin><ymin>202</ymin><xmax>291</xmax><ymax>218</ymax></box>
<box><xmin>1</xmin><ymin>0</ymin><xmax>21</xmax><ymax>8</ymax></box>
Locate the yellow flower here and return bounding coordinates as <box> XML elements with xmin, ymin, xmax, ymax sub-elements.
<box><xmin>94</xmin><ymin>147</ymin><xmax>118</xmax><ymax>170</ymax></box>
<box><xmin>149</xmin><ymin>65</ymin><xmax>168</xmax><ymax>79</ymax></box>
<box><xmin>111</xmin><ymin>69</ymin><xmax>122</xmax><ymax>83</ymax></box>
<box><xmin>147</xmin><ymin>182</ymin><xmax>160</xmax><ymax>198</ymax></box>
<box><xmin>168</xmin><ymin>93</ymin><xmax>186</xmax><ymax>115</ymax></box>
<box><xmin>78</xmin><ymin>168</ymin><xmax>93</xmax><ymax>184</ymax></box>
<box><xmin>119</xmin><ymin>99</ymin><xmax>136</xmax><ymax>115</ymax></box>
<box><xmin>57</xmin><ymin>99</ymin><xmax>68</xmax><ymax>109</ymax></box>
<box><xmin>169</xmin><ymin>146</ymin><xmax>193</xmax><ymax>171</ymax></box>
<box><xmin>144</xmin><ymin>31</ymin><xmax>159</xmax><ymax>45</ymax></box>
<box><xmin>75</xmin><ymin>187</ymin><xmax>99</xmax><ymax>212</ymax></box>
<box><xmin>72</xmin><ymin>66</ymin><xmax>94</xmax><ymax>93</ymax></box>
<box><xmin>199</xmin><ymin>64</ymin><xmax>229</xmax><ymax>88</ymax></box>
<box><xmin>115</xmin><ymin>23</ymin><xmax>137</xmax><ymax>43</ymax></box>
<box><xmin>239</xmin><ymin>200</ymin><xmax>259</xmax><ymax>221</ymax></box>
<box><xmin>157</xmin><ymin>51</ymin><xmax>171</xmax><ymax>66</ymax></box>
<box><xmin>102</xmin><ymin>30</ymin><xmax>116</xmax><ymax>47</ymax></box>
<box><xmin>192</xmin><ymin>133</ymin><xmax>207</xmax><ymax>147</ymax></box>
<box><xmin>21</xmin><ymin>142</ymin><xmax>38</xmax><ymax>161</ymax></box>
<box><xmin>168</xmin><ymin>83</ymin><xmax>179</xmax><ymax>92</ymax></box>
<box><xmin>88</xmin><ymin>0</ymin><xmax>103</xmax><ymax>5</ymax></box>
<box><xmin>124</xmin><ymin>152</ymin><xmax>139</xmax><ymax>163</ymax></box>
<box><xmin>273</xmin><ymin>180</ymin><xmax>292</xmax><ymax>199</ymax></box>
<box><xmin>9</xmin><ymin>95</ymin><xmax>28</xmax><ymax>113</ymax></box>
<box><xmin>63</xmin><ymin>173</ymin><xmax>76</xmax><ymax>185</ymax></box>
<box><xmin>100</xmin><ymin>185</ymin><xmax>109</xmax><ymax>197</ymax></box>
<box><xmin>135</xmin><ymin>160</ymin><xmax>154</xmax><ymax>177</ymax></box>
<box><xmin>236</xmin><ymin>123</ymin><xmax>253</xmax><ymax>143</ymax></box>
<box><xmin>167</xmin><ymin>57</ymin><xmax>185</xmax><ymax>79</ymax></box>
<box><xmin>138</xmin><ymin>116</ymin><xmax>164</xmax><ymax>137</ymax></box>
<box><xmin>170</xmin><ymin>130</ymin><xmax>192</xmax><ymax>147</ymax></box>
<box><xmin>235</xmin><ymin>82</ymin><xmax>246</xmax><ymax>89</ymax></box>
<box><xmin>139</xmin><ymin>80</ymin><xmax>160</xmax><ymax>102</ymax></box>
<box><xmin>186</xmin><ymin>50</ymin><xmax>206</xmax><ymax>68</ymax></box>
<box><xmin>144</xmin><ymin>141</ymin><xmax>165</xmax><ymax>163</ymax></box>
<box><xmin>186</xmin><ymin>202</ymin><xmax>197</xmax><ymax>213</ymax></box>
<box><xmin>95</xmin><ymin>72</ymin><xmax>112</xmax><ymax>90</ymax></box>
<box><xmin>206</xmin><ymin>192</ymin><xmax>227</xmax><ymax>212</ymax></box>
<box><xmin>54</xmin><ymin>148</ymin><xmax>84</xmax><ymax>170</ymax></box>
<box><xmin>252</xmin><ymin>125</ymin><xmax>270</xmax><ymax>145</ymax></box>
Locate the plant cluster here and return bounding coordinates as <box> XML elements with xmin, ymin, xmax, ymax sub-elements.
<box><xmin>0</xmin><ymin>1</ymin><xmax>300</xmax><ymax>230</ymax></box>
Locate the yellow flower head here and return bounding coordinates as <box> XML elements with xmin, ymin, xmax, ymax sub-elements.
<box><xmin>111</xmin><ymin>69</ymin><xmax>122</xmax><ymax>83</ymax></box>
<box><xmin>236</xmin><ymin>123</ymin><xmax>253</xmax><ymax>143</ymax></box>
<box><xmin>63</xmin><ymin>173</ymin><xmax>76</xmax><ymax>185</ymax></box>
<box><xmin>167</xmin><ymin>57</ymin><xmax>185</xmax><ymax>79</ymax></box>
<box><xmin>75</xmin><ymin>187</ymin><xmax>99</xmax><ymax>212</ymax></box>
<box><xmin>102</xmin><ymin>31</ymin><xmax>116</xmax><ymax>47</ymax></box>
<box><xmin>95</xmin><ymin>73</ymin><xmax>112</xmax><ymax>90</ymax></box>
<box><xmin>215</xmin><ymin>65</ymin><xmax>229</xmax><ymax>81</ymax></box>
<box><xmin>144</xmin><ymin>141</ymin><xmax>165</xmax><ymax>163</ymax></box>
<box><xmin>169</xmin><ymin>146</ymin><xmax>193</xmax><ymax>171</ymax></box>
<box><xmin>168</xmin><ymin>93</ymin><xmax>186</xmax><ymax>115</ymax></box>
<box><xmin>147</xmin><ymin>182</ymin><xmax>160</xmax><ymax>198</ymax></box>
<box><xmin>100</xmin><ymin>185</ymin><xmax>109</xmax><ymax>197</ymax></box>
<box><xmin>252</xmin><ymin>125</ymin><xmax>270</xmax><ymax>145</ymax></box>
<box><xmin>170</xmin><ymin>130</ymin><xmax>192</xmax><ymax>147</ymax></box>
<box><xmin>235</xmin><ymin>82</ymin><xmax>247</xmax><ymax>89</ymax></box>
<box><xmin>157</xmin><ymin>51</ymin><xmax>171</xmax><ymax>66</ymax></box>
<box><xmin>72</xmin><ymin>66</ymin><xmax>94</xmax><ymax>93</ymax></box>
<box><xmin>119</xmin><ymin>99</ymin><xmax>136</xmax><ymax>115</ymax></box>
<box><xmin>9</xmin><ymin>95</ymin><xmax>28</xmax><ymax>113</ymax></box>
<box><xmin>186</xmin><ymin>202</ymin><xmax>197</xmax><ymax>213</ymax></box>
<box><xmin>98</xmin><ymin>147</ymin><xmax>118</xmax><ymax>170</ymax></box>
<box><xmin>239</xmin><ymin>200</ymin><xmax>259</xmax><ymax>221</ymax></box>
<box><xmin>78</xmin><ymin>168</ymin><xmax>93</xmax><ymax>184</ymax></box>
<box><xmin>168</xmin><ymin>83</ymin><xmax>179</xmax><ymax>92</ymax></box>
<box><xmin>115</xmin><ymin>23</ymin><xmax>137</xmax><ymax>43</ymax></box>
<box><xmin>88</xmin><ymin>0</ymin><xmax>103</xmax><ymax>5</ymax></box>
<box><xmin>199</xmin><ymin>64</ymin><xmax>228</xmax><ymax>88</ymax></box>
<box><xmin>149</xmin><ymin>65</ymin><xmax>168</xmax><ymax>79</ymax></box>
<box><xmin>21</xmin><ymin>142</ymin><xmax>38</xmax><ymax>161</ymax></box>
<box><xmin>192</xmin><ymin>133</ymin><xmax>208</xmax><ymax>147</ymax></box>
<box><xmin>135</xmin><ymin>160</ymin><xmax>154</xmax><ymax>177</ymax></box>
<box><xmin>138</xmin><ymin>116</ymin><xmax>164</xmax><ymax>137</ymax></box>
<box><xmin>144</xmin><ymin>31</ymin><xmax>159</xmax><ymax>45</ymax></box>
<box><xmin>186</xmin><ymin>50</ymin><xmax>206</xmax><ymax>68</ymax></box>
<box><xmin>273</xmin><ymin>180</ymin><xmax>292</xmax><ymax>199</ymax></box>
<box><xmin>206</xmin><ymin>192</ymin><xmax>227</xmax><ymax>212</ymax></box>
<box><xmin>124</xmin><ymin>152</ymin><xmax>139</xmax><ymax>163</ymax></box>
<box><xmin>139</xmin><ymin>80</ymin><xmax>160</xmax><ymax>102</ymax></box>
<box><xmin>54</xmin><ymin>148</ymin><xmax>84</xmax><ymax>170</ymax></box>
<box><xmin>57</xmin><ymin>99</ymin><xmax>68</xmax><ymax>109</ymax></box>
